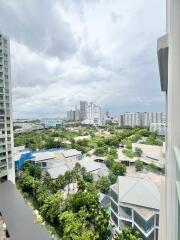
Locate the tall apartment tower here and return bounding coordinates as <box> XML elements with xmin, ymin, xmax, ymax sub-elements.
<box><xmin>80</xmin><ymin>101</ymin><xmax>88</xmax><ymax>121</ymax></box>
<box><xmin>158</xmin><ymin>0</ymin><xmax>180</xmax><ymax>239</ymax></box>
<box><xmin>0</xmin><ymin>33</ymin><xmax>15</xmax><ymax>183</ymax></box>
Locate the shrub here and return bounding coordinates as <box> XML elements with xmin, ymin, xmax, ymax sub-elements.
<box><xmin>135</xmin><ymin>160</ymin><xmax>143</xmax><ymax>172</ymax></box>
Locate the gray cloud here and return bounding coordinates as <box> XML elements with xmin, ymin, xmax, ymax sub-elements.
<box><xmin>0</xmin><ymin>0</ymin><xmax>78</xmax><ymax>59</ymax></box>
<box><xmin>0</xmin><ymin>0</ymin><xmax>166</xmax><ymax>118</ymax></box>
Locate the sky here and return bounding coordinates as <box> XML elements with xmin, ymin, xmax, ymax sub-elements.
<box><xmin>0</xmin><ymin>0</ymin><xmax>166</xmax><ymax>118</ymax></box>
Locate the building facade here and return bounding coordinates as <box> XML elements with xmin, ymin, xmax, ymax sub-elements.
<box><xmin>120</xmin><ymin>112</ymin><xmax>165</xmax><ymax>128</ymax></box>
<box><xmin>86</xmin><ymin>102</ymin><xmax>102</xmax><ymax>125</ymax></box>
<box><xmin>157</xmin><ymin>1</ymin><xmax>180</xmax><ymax>239</ymax></box>
<box><xmin>80</xmin><ymin>101</ymin><xmax>88</xmax><ymax>121</ymax></box>
<box><xmin>0</xmin><ymin>33</ymin><xmax>14</xmax><ymax>183</ymax></box>
<box><xmin>150</xmin><ymin>123</ymin><xmax>166</xmax><ymax>136</ymax></box>
<box><xmin>110</xmin><ymin>177</ymin><xmax>160</xmax><ymax>240</ymax></box>
<box><xmin>41</xmin><ymin>119</ymin><xmax>63</xmax><ymax>128</ymax></box>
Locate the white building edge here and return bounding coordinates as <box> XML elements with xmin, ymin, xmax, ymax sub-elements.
<box><xmin>157</xmin><ymin>0</ymin><xmax>180</xmax><ymax>239</ymax></box>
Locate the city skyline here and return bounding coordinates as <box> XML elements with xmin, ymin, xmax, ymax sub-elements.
<box><xmin>0</xmin><ymin>0</ymin><xmax>165</xmax><ymax>118</ymax></box>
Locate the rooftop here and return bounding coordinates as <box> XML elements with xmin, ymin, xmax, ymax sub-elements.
<box><xmin>0</xmin><ymin>181</ymin><xmax>51</xmax><ymax>240</ymax></box>
<box><xmin>111</xmin><ymin>176</ymin><xmax>160</xmax><ymax>210</ymax></box>
<box><xmin>62</xmin><ymin>149</ymin><xmax>81</xmax><ymax>158</ymax></box>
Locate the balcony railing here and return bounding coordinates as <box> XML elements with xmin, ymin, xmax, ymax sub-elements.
<box><xmin>0</xmin><ymin>166</ymin><xmax>7</xmax><ymax>178</ymax></box>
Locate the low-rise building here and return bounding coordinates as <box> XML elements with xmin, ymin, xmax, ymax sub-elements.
<box><xmin>132</xmin><ymin>143</ymin><xmax>165</xmax><ymax>168</ymax></box>
<box><xmin>14</xmin><ymin>146</ymin><xmax>32</xmax><ymax>171</ymax></box>
<box><xmin>41</xmin><ymin>119</ymin><xmax>63</xmax><ymax>128</ymax></box>
<box><xmin>14</xmin><ymin>119</ymin><xmax>44</xmax><ymax>133</ymax></box>
<box><xmin>30</xmin><ymin>149</ymin><xmax>82</xmax><ymax>169</ymax></box>
<box><xmin>110</xmin><ymin>176</ymin><xmax>160</xmax><ymax>240</ymax></box>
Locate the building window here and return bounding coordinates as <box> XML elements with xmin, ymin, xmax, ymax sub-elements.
<box><xmin>110</xmin><ymin>189</ymin><xmax>118</xmax><ymax>203</ymax></box>
<box><xmin>155</xmin><ymin>214</ymin><xmax>159</xmax><ymax>226</ymax></box>
<box><xmin>119</xmin><ymin>219</ymin><xmax>132</xmax><ymax>231</ymax></box>
<box><xmin>111</xmin><ymin>200</ymin><xmax>118</xmax><ymax>215</ymax></box>
<box><xmin>134</xmin><ymin>211</ymin><xmax>154</xmax><ymax>234</ymax></box>
<box><xmin>119</xmin><ymin>206</ymin><xmax>132</xmax><ymax>220</ymax></box>
<box><xmin>111</xmin><ymin>211</ymin><xmax>118</xmax><ymax>227</ymax></box>
<box><xmin>42</xmin><ymin>162</ymin><xmax>47</xmax><ymax>168</ymax></box>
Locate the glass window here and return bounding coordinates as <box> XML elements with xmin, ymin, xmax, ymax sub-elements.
<box><xmin>156</xmin><ymin>229</ymin><xmax>159</xmax><ymax>240</ymax></box>
<box><xmin>110</xmin><ymin>189</ymin><xmax>118</xmax><ymax>203</ymax></box>
<box><xmin>119</xmin><ymin>206</ymin><xmax>132</xmax><ymax>220</ymax></box>
<box><xmin>119</xmin><ymin>219</ymin><xmax>132</xmax><ymax>231</ymax></box>
<box><xmin>156</xmin><ymin>214</ymin><xmax>159</xmax><ymax>226</ymax></box>
<box><xmin>111</xmin><ymin>210</ymin><xmax>118</xmax><ymax>227</ymax></box>
<box><xmin>134</xmin><ymin>211</ymin><xmax>154</xmax><ymax>234</ymax></box>
<box><xmin>111</xmin><ymin>200</ymin><xmax>118</xmax><ymax>214</ymax></box>
<box><xmin>42</xmin><ymin>162</ymin><xmax>47</xmax><ymax>168</ymax></box>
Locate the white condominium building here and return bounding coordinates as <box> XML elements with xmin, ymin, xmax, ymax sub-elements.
<box><xmin>120</xmin><ymin>112</ymin><xmax>165</xmax><ymax>128</ymax></box>
<box><xmin>150</xmin><ymin>123</ymin><xmax>166</xmax><ymax>136</ymax></box>
<box><xmin>86</xmin><ymin>102</ymin><xmax>102</xmax><ymax>125</ymax></box>
<box><xmin>142</xmin><ymin>112</ymin><xmax>164</xmax><ymax>127</ymax></box>
<box><xmin>0</xmin><ymin>33</ymin><xmax>14</xmax><ymax>183</ymax></box>
<box><xmin>157</xmin><ymin>0</ymin><xmax>180</xmax><ymax>239</ymax></box>
<box><xmin>67</xmin><ymin>110</ymin><xmax>75</xmax><ymax>121</ymax></box>
<box><xmin>124</xmin><ymin>112</ymin><xmax>141</xmax><ymax>127</ymax></box>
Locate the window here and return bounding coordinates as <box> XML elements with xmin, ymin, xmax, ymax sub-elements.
<box><xmin>119</xmin><ymin>219</ymin><xmax>132</xmax><ymax>231</ymax></box>
<box><xmin>111</xmin><ymin>200</ymin><xmax>118</xmax><ymax>214</ymax></box>
<box><xmin>111</xmin><ymin>210</ymin><xmax>118</xmax><ymax>227</ymax></box>
<box><xmin>110</xmin><ymin>189</ymin><xmax>118</xmax><ymax>203</ymax></box>
<box><xmin>156</xmin><ymin>214</ymin><xmax>159</xmax><ymax>226</ymax></box>
<box><xmin>134</xmin><ymin>211</ymin><xmax>154</xmax><ymax>234</ymax></box>
<box><xmin>119</xmin><ymin>206</ymin><xmax>132</xmax><ymax>220</ymax></box>
<box><xmin>156</xmin><ymin>229</ymin><xmax>159</xmax><ymax>240</ymax></box>
<box><xmin>42</xmin><ymin>162</ymin><xmax>47</xmax><ymax>168</ymax></box>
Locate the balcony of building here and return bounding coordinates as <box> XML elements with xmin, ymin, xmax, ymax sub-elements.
<box><xmin>0</xmin><ymin>166</ymin><xmax>7</xmax><ymax>178</ymax></box>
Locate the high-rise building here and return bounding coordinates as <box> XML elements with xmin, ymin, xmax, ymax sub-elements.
<box><xmin>118</xmin><ymin>115</ymin><xmax>124</xmax><ymax>127</ymax></box>
<box><xmin>121</xmin><ymin>112</ymin><xmax>165</xmax><ymax>128</ymax></box>
<box><xmin>123</xmin><ymin>112</ymin><xmax>141</xmax><ymax>127</ymax></box>
<box><xmin>86</xmin><ymin>102</ymin><xmax>102</xmax><ymax>125</ymax></box>
<box><xmin>67</xmin><ymin>110</ymin><xmax>75</xmax><ymax>121</ymax></box>
<box><xmin>157</xmin><ymin>1</ymin><xmax>180</xmax><ymax>239</ymax></box>
<box><xmin>0</xmin><ymin>33</ymin><xmax>15</xmax><ymax>183</ymax></box>
<box><xmin>80</xmin><ymin>101</ymin><xmax>88</xmax><ymax>121</ymax></box>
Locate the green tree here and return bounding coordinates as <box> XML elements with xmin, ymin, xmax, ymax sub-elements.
<box><xmin>134</xmin><ymin>147</ymin><xmax>142</xmax><ymax>157</ymax></box>
<box><xmin>108</xmin><ymin>171</ymin><xmax>117</xmax><ymax>184</ymax></box>
<box><xmin>90</xmin><ymin>206</ymin><xmax>111</xmax><ymax>240</ymax></box>
<box><xmin>55</xmin><ymin>175</ymin><xmax>66</xmax><ymax>190</ymax></box>
<box><xmin>96</xmin><ymin>176</ymin><xmax>110</xmax><ymax>194</ymax></box>
<box><xmin>60</xmin><ymin>210</ymin><xmax>97</xmax><ymax>240</ymax></box>
<box><xmin>115</xmin><ymin>228</ymin><xmax>143</xmax><ymax>240</ymax></box>
<box><xmin>135</xmin><ymin>160</ymin><xmax>144</xmax><ymax>172</ymax></box>
<box><xmin>40</xmin><ymin>192</ymin><xmax>63</xmax><ymax>225</ymax></box>
<box><xmin>112</xmin><ymin>162</ymin><xmax>126</xmax><ymax>176</ymax></box>
<box><xmin>64</xmin><ymin>170</ymin><xmax>74</xmax><ymax>195</ymax></box>
<box><xmin>106</xmin><ymin>155</ymin><xmax>115</xmax><ymax>169</ymax></box>
<box><xmin>94</xmin><ymin>146</ymin><xmax>108</xmax><ymax>156</ymax></box>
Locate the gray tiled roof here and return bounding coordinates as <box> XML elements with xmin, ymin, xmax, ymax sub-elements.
<box><xmin>111</xmin><ymin>176</ymin><xmax>160</xmax><ymax>210</ymax></box>
<box><xmin>62</xmin><ymin>149</ymin><xmax>81</xmax><ymax>158</ymax></box>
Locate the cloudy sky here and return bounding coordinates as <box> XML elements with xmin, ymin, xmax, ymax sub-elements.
<box><xmin>0</xmin><ymin>0</ymin><xmax>166</xmax><ymax>118</ymax></box>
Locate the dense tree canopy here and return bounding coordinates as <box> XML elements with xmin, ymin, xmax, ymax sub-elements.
<box><xmin>115</xmin><ymin>228</ymin><xmax>144</xmax><ymax>240</ymax></box>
